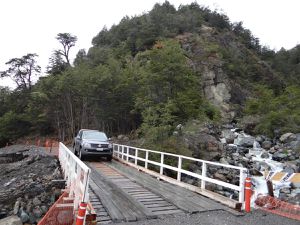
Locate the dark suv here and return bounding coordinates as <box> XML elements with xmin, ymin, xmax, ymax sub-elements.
<box><xmin>73</xmin><ymin>129</ymin><xmax>113</xmax><ymax>161</ymax></box>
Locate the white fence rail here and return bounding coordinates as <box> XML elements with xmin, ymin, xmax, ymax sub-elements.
<box><xmin>58</xmin><ymin>142</ymin><xmax>90</xmax><ymax>211</ymax></box>
<box><xmin>113</xmin><ymin>144</ymin><xmax>248</xmax><ymax>204</ymax></box>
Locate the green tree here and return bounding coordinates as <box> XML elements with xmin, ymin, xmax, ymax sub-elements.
<box><xmin>56</xmin><ymin>33</ymin><xmax>77</xmax><ymax>65</ymax></box>
<box><xmin>134</xmin><ymin>40</ymin><xmax>206</xmax><ymax>140</ymax></box>
<box><xmin>245</xmin><ymin>85</ymin><xmax>300</xmax><ymax>136</ymax></box>
<box><xmin>0</xmin><ymin>53</ymin><xmax>40</xmax><ymax>90</ymax></box>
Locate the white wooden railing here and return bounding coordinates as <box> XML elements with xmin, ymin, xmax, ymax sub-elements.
<box><xmin>58</xmin><ymin>142</ymin><xmax>90</xmax><ymax>211</ymax></box>
<box><xmin>113</xmin><ymin>144</ymin><xmax>248</xmax><ymax>204</ymax></box>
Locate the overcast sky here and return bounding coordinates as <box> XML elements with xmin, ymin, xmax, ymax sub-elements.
<box><xmin>1</xmin><ymin>0</ymin><xmax>299</xmax><ymax>88</ymax></box>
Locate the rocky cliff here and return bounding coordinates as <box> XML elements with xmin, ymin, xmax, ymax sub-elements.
<box><xmin>177</xmin><ymin>25</ymin><xmax>283</xmax><ymax>121</ymax></box>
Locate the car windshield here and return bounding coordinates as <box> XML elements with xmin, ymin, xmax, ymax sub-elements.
<box><xmin>82</xmin><ymin>131</ymin><xmax>107</xmax><ymax>141</ymax></box>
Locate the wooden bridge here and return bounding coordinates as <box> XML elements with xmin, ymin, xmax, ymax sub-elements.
<box><xmin>54</xmin><ymin>143</ymin><xmax>247</xmax><ymax>225</ymax></box>
<box><xmin>87</xmin><ymin>160</ymin><xmax>241</xmax><ymax>224</ymax></box>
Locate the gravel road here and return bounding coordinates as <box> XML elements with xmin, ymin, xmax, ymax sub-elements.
<box><xmin>110</xmin><ymin>209</ymin><xmax>299</xmax><ymax>225</ymax></box>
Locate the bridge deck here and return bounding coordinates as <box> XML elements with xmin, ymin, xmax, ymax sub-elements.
<box><xmin>88</xmin><ymin>160</ymin><xmax>238</xmax><ymax>224</ymax></box>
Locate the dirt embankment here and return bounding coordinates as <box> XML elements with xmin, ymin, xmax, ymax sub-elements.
<box><xmin>0</xmin><ymin>145</ymin><xmax>64</xmax><ymax>224</ymax></box>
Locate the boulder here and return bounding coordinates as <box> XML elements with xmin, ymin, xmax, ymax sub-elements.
<box><xmin>19</xmin><ymin>210</ymin><xmax>29</xmax><ymax>223</ymax></box>
<box><xmin>272</xmin><ymin>152</ymin><xmax>288</xmax><ymax>161</ymax></box>
<box><xmin>255</xmin><ymin>135</ymin><xmax>264</xmax><ymax>144</ymax></box>
<box><xmin>225</xmin><ymin>144</ymin><xmax>237</xmax><ymax>153</ymax></box>
<box><xmin>234</xmin><ymin>133</ymin><xmax>255</xmax><ymax>147</ymax></box>
<box><xmin>184</xmin><ymin>132</ymin><xmax>223</xmax><ymax>161</ymax></box>
<box><xmin>260</xmin><ymin>151</ymin><xmax>270</xmax><ymax>159</ymax></box>
<box><xmin>213</xmin><ymin>172</ymin><xmax>227</xmax><ymax>182</ymax></box>
<box><xmin>221</xmin><ymin>129</ymin><xmax>236</xmax><ymax>144</ymax></box>
<box><xmin>219</xmin><ymin>158</ymin><xmax>229</xmax><ymax>165</ymax></box>
<box><xmin>289</xmin><ymin>138</ymin><xmax>300</xmax><ymax>150</ymax></box>
<box><xmin>280</xmin><ymin>133</ymin><xmax>297</xmax><ymax>143</ymax></box>
<box><xmin>261</xmin><ymin>140</ymin><xmax>272</xmax><ymax>150</ymax></box>
<box><xmin>0</xmin><ymin>216</ymin><xmax>22</xmax><ymax>225</ymax></box>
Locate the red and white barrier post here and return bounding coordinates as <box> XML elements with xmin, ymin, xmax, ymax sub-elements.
<box><xmin>75</xmin><ymin>202</ymin><xmax>87</xmax><ymax>225</ymax></box>
<box><xmin>245</xmin><ymin>177</ymin><xmax>252</xmax><ymax>212</ymax></box>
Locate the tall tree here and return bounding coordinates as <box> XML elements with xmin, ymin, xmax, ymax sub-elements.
<box><xmin>56</xmin><ymin>33</ymin><xmax>77</xmax><ymax>65</ymax></box>
<box><xmin>46</xmin><ymin>50</ymin><xmax>68</xmax><ymax>75</ymax></box>
<box><xmin>0</xmin><ymin>53</ymin><xmax>40</xmax><ymax>90</ymax></box>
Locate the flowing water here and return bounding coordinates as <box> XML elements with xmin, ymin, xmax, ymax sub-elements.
<box><xmin>230</xmin><ymin>131</ymin><xmax>290</xmax><ymax>207</ymax></box>
<box><xmin>248</xmin><ymin>141</ymin><xmax>289</xmax><ymax>206</ymax></box>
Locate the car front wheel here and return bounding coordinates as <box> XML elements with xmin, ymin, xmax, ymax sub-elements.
<box><xmin>79</xmin><ymin>149</ymin><xmax>85</xmax><ymax>161</ymax></box>
<box><xmin>73</xmin><ymin>145</ymin><xmax>77</xmax><ymax>155</ymax></box>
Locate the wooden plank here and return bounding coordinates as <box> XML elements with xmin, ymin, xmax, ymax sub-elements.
<box><xmin>89</xmin><ymin>165</ymin><xmax>157</xmax><ymax>221</ymax></box>
<box><xmin>151</xmin><ymin>209</ymin><xmax>183</xmax><ymax>215</ymax></box>
<box><xmin>109</xmin><ymin>161</ymin><xmax>226</xmax><ymax>213</ymax></box>
<box><xmin>135</xmin><ymin>196</ymin><xmax>161</xmax><ymax>200</ymax></box>
<box><xmin>139</xmin><ymin>198</ymin><xmax>164</xmax><ymax>202</ymax></box>
<box><xmin>149</xmin><ymin>206</ymin><xmax>178</xmax><ymax>211</ymax></box>
<box><xmin>132</xmin><ymin>194</ymin><xmax>158</xmax><ymax>198</ymax></box>
<box><xmin>89</xmin><ymin>179</ymin><xmax>125</xmax><ymax>222</ymax></box>
<box><xmin>145</xmin><ymin>203</ymin><xmax>173</xmax><ymax>208</ymax></box>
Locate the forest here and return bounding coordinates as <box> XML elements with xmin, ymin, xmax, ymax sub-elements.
<box><xmin>0</xmin><ymin>1</ymin><xmax>299</xmax><ymax>147</ymax></box>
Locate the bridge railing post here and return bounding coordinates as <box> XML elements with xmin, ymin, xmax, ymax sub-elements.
<box><xmin>145</xmin><ymin>151</ymin><xmax>149</xmax><ymax>169</ymax></box>
<box><xmin>121</xmin><ymin>145</ymin><xmax>124</xmax><ymax>160</ymax></box>
<box><xmin>160</xmin><ymin>153</ymin><xmax>164</xmax><ymax>175</ymax></box>
<box><xmin>177</xmin><ymin>156</ymin><xmax>182</xmax><ymax>181</ymax></box>
<box><xmin>201</xmin><ymin>162</ymin><xmax>207</xmax><ymax>189</ymax></box>
<box><xmin>118</xmin><ymin>145</ymin><xmax>121</xmax><ymax>159</ymax></box>
<box><xmin>125</xmin><ymin>146</ymin><xmax>129</xmax><ymax>161</ymax></box>
<box><xmin>135</xmin><ymin>148</ymin><xmax>138</xmax><ymax>165</ymax></box>
<box><xmin>239</xmin><ymin>169</ymin><xmax>247</xmax><ymax>203</ymax></box>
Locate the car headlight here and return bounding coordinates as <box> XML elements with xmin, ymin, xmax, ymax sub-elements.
<box><xmin>83</xmin><ymin>142</ymin><xmax>91</xmax><ymax>148</ymax></box>
<box><xmin>108</xmin><ymin>143</ymin><xmax>113</xmax><ymax>148</ymax></box>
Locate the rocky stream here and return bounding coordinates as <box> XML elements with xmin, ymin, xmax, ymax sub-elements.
<box><xmin>180</xmin><ymin>123</ymin><xmax>300</xmax><ymax>206</ymax></box>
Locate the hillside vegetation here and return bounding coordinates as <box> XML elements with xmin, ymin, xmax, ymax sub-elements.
<box><xmin>0</xmin><ymin>1</ymin><xmax>299</xmax><ymax>147</ymax></box>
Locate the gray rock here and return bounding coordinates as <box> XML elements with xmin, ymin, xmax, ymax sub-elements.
<box><xmin>291</xmin><ymin>188</ymin><xmax>300</xmax><ymax>196</ymax></box>
<box><xmin>234</xmin><ymin>134</ymin><xmax>255</xmax><ymax>147</ymax></box>
<box><xmin>184</xmin><ymin>132</ymin><xmax>223</xmax><ymax>160</ymax></box>
<box><xmin>225</xmin><ymin>144</ymin><xmax>237</xmax><ymax>153</ymax></box>
<box><xmin>221</xmin><ymin>129</ymin><xmax>236</xmax><ymax>144</ymax></box>
<box><xmin>0</xmin><ymin>216</ymin><xmax>22</xmax><ymax>225</ymax></box>
<box><xmin>272</xmin><ymin>152</ymin><xmax>288</xmax><ymax>161</ymax></box>
<box><xmin>40</xmin><ymin>205</ymin><xmax>48</xmax><ymax>214</ymax></box>
<box><xmin>288</xmin><ymin>155</ymin><xmax>296</xmax><ymax>160</ymax></box>
<box><xmin>13</xmin><ymin>201</ymin><xmax>20</xmax><ymax>215</ymax></box>
<box><xmin>32</xmin><ymin>206</ymin><xmax>43</xmax><ymax>218</ymax></box>
<box><xmin>20</xmin><ymin>210</ymin><xmax>29</xmax><ymax>223</ymax></box>
<box><xmin>280</xmin><ymin>187</ymin><xmax>291</xmax><ymax>194</ymax></box>
<box><xmin>262</xmin><ymin>140</ymin><xmax>272</xmax><ymax>150</ymax></box>
<box><xmin>213</xmin><ymin>172</ymin><xmax>227</xmax><ymax>182</ymax></box>
<box><xmin>219</xmin><ymin>158</ymin><xmax>229</xmax><ymax>165</ymax></box>
<box><xmin>176</xmin><ymin>124</ymin><xmax>183</xmax><ymax>130</ymax></box>
<box><xmin>291</xmin><ymin>182</ymin><xmax>300</xmax><ymax>188</ymax></box>
<box><xmin>269</xmin><ymin>147</ymin><xmax>276</xmax><ymax>154</ymax></box>
<box><xmin>289</xmin><ymin>140</ymin><xmax>300</xmax><ymax>150</ymax></box>
<box><xmin>117</xmin><ymin>134</ymin><xmax>125</xmax><ymax>140</ymax></box>
<box><xmin>32</xmin><ymin>197</ymin><xmax>41</xmax><ymax>206</ymax></box>
<box><xmin>232</xmin><ymin>152</ymin><xmax>240</xmax><ymax>158</ymax></box>
<box><xmin>280</xmin><ymin>133</ymin><xmax>297</xmax><ymax>143</ymax></box>
<box><xmin>249</xmin><ymin>168</ymin><xmax>263</xmax><ymax>176</ymax></box>
<box><xmin>237</xmin><ymin>146</ymin><xmax>249</xmax><ymax>154</ymax></box>
<box><xmin>260</xmin><ymin>151</ymin><xmax>270</xmax><ymax>159</ymax></box>
<box><xmin>255</xmin><ymin>135</ymin><xmax>264</xmax><ymax>144</ymax></box>
<box><xmin>258</xmin><ymin>162</ymin><xmax>271</xmax><ymax>171</ymax></box>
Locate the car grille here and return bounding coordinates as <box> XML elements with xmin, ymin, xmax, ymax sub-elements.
<box><xmin>87</xmin><ymin>149</ymin><xmax>111</xmax><ymax>153</ymax></box>
<box><xmin>90</xmin><ymin>144</ymin><xmax>109</xmax><ymax>148</ymax></box>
